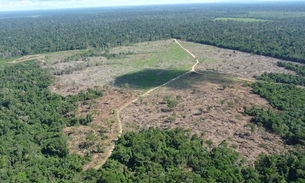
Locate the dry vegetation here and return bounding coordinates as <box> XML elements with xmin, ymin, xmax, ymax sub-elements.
<box><xmin>48</xmin><ymin>40</ymin><xmax>193</xmax><ymax>96</ymax></box>
<box><xmin>64</xmin><ymin>87</ymin><xmax>140</xmax><ymax>170</ymax></box>
<box><xmin>29</xmin><ymin>39</ymin><xmax>297</xmax><ymax>169</ymax></box>
<box><xmin>120</xmin><ymin>72</ymin><xmax>292</xmax><ymax>164</ymax></box>
<box><xmin>178</xmin><ymin>41</ymin><xmax>296</xmax><ymax>79</ymax></box>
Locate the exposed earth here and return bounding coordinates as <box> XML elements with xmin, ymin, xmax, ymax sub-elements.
<box><xmin>178</xmin><ymin>40</ymin><xmax>295</xmax><ymax>79</ymax></box>
<box><xmin>120</xmin><ymin>72</ymin><xmax>291</xmax><ymax>165</ymax></box>
<box><xmin>63</xmin><ymin>87</ymin><xmax>141</xmax><ymax>170</ymax></box>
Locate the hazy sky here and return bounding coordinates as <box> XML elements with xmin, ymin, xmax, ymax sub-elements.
<box><xmin>0</xmin><ymin>0</ymin><xmax>302</xmax><ymax>12</ymax></box>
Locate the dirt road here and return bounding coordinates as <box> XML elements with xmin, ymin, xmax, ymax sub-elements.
<box><xmin>173</xmin><ymin>39</ymin><xmax>257</xmax><ymax>83</ymax></box>
<box><xmin>173</xmin><ymin>39</ymin><xmax>199</xmax><ymax>72</ymax></box>
<box><xmin>85</xmin><ymin>39</ymin><xmax>255</xmax><ymax>167</ymax></box>
<box><xmin>116</xmin><ymin>39</ymin><xmax>200</xmax><ymax>136</ymax></box>
<box><xmin>96</xmin><ymin>39</ymin><xmax>200</xmax><ymax>168</ymax></box>
<box><xmin>11</xmin><ymin>54</ymin><xmax>46</xmax><ymax>64</ymax></box>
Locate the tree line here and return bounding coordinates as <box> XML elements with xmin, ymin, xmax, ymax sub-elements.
<box><xmin>85</xmin><ymin>128</ymin><xmax>305</xmax><ymax>182</ymax></box>
<box><xmin>1</xmin><ymin>3</ymin><xmax>305</xmax><ymax>63</ymax></box>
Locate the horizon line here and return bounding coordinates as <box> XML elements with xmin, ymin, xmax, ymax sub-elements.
<box><xmin>0</xmin><ymin>1</ymin><xmax>304</xmax><ymax>13</ymax></box>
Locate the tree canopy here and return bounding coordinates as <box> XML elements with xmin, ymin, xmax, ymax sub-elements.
<box><xmin>1</xmin><ymin>3</ymin><xmax>305</xmax><ymax>63</ymax></box>
<box><xmin>0</xmin><ymin>60</ymin><xmax>102</xmax><ymax>182</ymax></box>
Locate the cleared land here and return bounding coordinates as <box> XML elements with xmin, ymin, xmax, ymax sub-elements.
<box><xmin>47</xmin><ymin>40</ymin><xmax>195</xmax><ymax>169</ymax></box>
<box><xmin>177</xmin><ymin>40</ymin><xmax>295</xmax><ymax>79</ymax></box>
<box><xmin>44</xmin><ymin>39</ymin><xmax>296</xmax><ymax>95</ymax></box>
<box><xmin>117</xmin><ymin>40</ymin><xmax>294</xmax><ymax>164</ymax></box>
<box><xmin>64</xmin><ymin>87</ymin><xmax>140</xmax><ymax>170</ymax></box>
<box><xmin>47</xmin><ymin>40</ymin><xmax>194</xmax><ymax>95</ymax></box>
<box><xmin>120</xmin><ymin>72</ymin><xmax>291</xmax><ymax>164</ymax></box>
<box><xmin>25</xmin><ymin>39</ymin><xmax>298</xmax><ymax>169</ymax></box>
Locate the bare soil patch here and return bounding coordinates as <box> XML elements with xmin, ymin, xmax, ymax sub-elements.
<box><xmin>120</xmin><ymin>72</ymin><xmax>292</xmax><ymax>165</ymax></box>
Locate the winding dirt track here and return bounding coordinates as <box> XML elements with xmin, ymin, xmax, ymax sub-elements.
<box><xmin>99</xmin><ymin>39</ymin><xmax>199</xmax><ymax>166</ymax></box>
<box><xmin>174</xmin><ymin>39</ymin><xmax>256</xmax><ymax>82</ymax></box>
<box><xmin>116</xmin><ymin>39</ymin><xmax>199</xmax><ymax>136</ymax></box>
<box><xmin>93</xmin><ymin>39</ymin><xmax>258</xmax><ymax>168</ymax></box>
<box><xmin>173</xmin><ymin>39</ymin><xmax>199</xmax><ymax>72</ymax></box>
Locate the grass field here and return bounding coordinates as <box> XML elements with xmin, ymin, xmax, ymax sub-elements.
<box><xmin>129</xmin><ymin>43</ymin><xmax>193</xmax><ymax>70</ymax></box>
<box><xmin>116</xmin><ymin>42</ymin><xmax>195</xmax><ymax>90</ymax></box>
<box><xmin>214</xmin><ymin>17</ymin><xmax>267</xmax><ymax>22</ymax></box>
<box><xmin>215</xmin><ymin>11</ymin><xmax>305</xmax><ymax>22</ymax></box>
<box><xmin>110</xmin><ymin>41</ymin><xmax>195</xmax><ymax>90</ymax></box>
<box><xmin>246</xmin><ymin>11</ymin><xmax>305</xmax><ymax>19</ymax></box>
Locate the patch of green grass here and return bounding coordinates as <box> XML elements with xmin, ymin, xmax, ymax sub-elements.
<box><xmin>246</xmin><ymin>11</ymin><xmax>305</xmax><ymax>19</ymax></box>
<box><xmin>230</xmin><ymin>77</ymin><xmax>241</xmax><ymax>82</ymax></box>
<box><xmin>115</xmin><ymin>42</ymin><xmax>194</xmax><ymax>90</ymax></box>
<box><xmin>129</xmin><ymin>43</ymin><xmax>193</xmax><ymax>70</ymax></box>
<box><xmin>214</xmin><ymin>17</ymin><xmax>267</xmax><ymax>22</ymax></box>
<box><xmin>0</xmin><ymin>60</ymin><xmax>8</xmax><ymax>66</ymax></box>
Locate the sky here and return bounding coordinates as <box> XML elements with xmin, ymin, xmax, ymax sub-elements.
<box><xmin>0</xmin><ymin>0</ymin><xmax>303</xmax><ymax>12</ymax></box>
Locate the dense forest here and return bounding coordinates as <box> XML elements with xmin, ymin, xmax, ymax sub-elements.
<box><xmin>0</xmin><ymin>61</ymin><xmax>103</xmax><ymax>182</ymax></box>
<box><xmin>1</xmin><ymin>2</ymin><xmax>305</xmax><ymax>63</ymax></box>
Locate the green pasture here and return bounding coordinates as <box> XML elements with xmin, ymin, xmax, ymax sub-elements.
<box><xmin>129</xmin><ymin>43</ymin><xmax>194</xmax><ymax>70</ymax></box>
<box><xmin>214</xmin><ymin>17</ymin><xmax>267</xmax><ymax>22</ymax></box>
<box><xmin>115</xmin><ymin>42</ymin><xmax>195</xmax><ymax>90</ymax></box>
<box><xmin>241</xmin><ymin>11</ymin><xmax>305</xmax><ymax>19</ymax></box>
